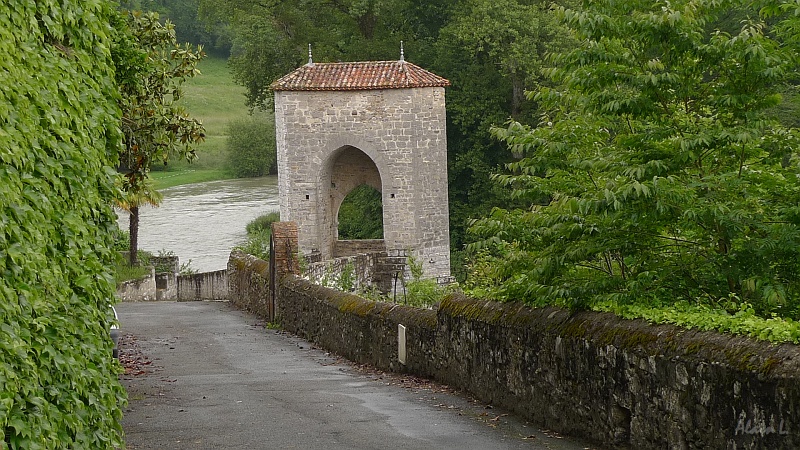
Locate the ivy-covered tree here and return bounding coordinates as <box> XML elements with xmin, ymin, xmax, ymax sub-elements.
<box><xmin>1</xmin><ymin>0</ymin><xmax>126</xmax><ymax>447</ymax></box>
<box><xmin>113</xmin><ymin>10</ymin><xmax>206</xmax><ymax>265</ymax></box>
<box><xmin>468</xmin><ymin>0</ymin><xmax>800</xmax><ymax>316</ymax></box>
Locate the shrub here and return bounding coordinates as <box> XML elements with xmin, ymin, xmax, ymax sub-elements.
<box><xmin>234</xmin><ymin>212</ymin><xmax>280</xmax><ymax>260</ymax></box>
<box><xmin>114</xmin><ymin>261</ymin><xmax>153</xmax><ymax>286</ymax></box>
<box><xmin>113</xmin><ymin>250</ymin><xmax>154</xmax><ymax>286</ymax></box>
<box><xmin>235</xmin><ymin>229</ymin><xmax>271</xmax><ymax>260</ymax></box>
<box><xmin>113</xmin><ymin>227</ymin><xmax>131</xmax><ymax>251</ymax></box>
<box><xmin>179</xmin><ymin>260</ymin><xmax>197</xmax><ymax>275</ymax></box>
<box><xmin>404</xmin><ymin>278</ymin><xmax>448</xmax><ymax>308</ymax></box>
<box><xmin>400</xmin><ymin>255</ymin><xmax>456</xmax><ymax>308</ymax></box>
<box><xmin>246</xmin><ymin>211</ymin><xmax>280</xmax><ymax>235</ymax></box>
<box><xmin>226</xmin><ymin>116</ymin><xmax>277</xmax><ymax>178</ymax></box>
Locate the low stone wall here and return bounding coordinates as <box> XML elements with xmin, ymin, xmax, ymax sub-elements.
<box><xmin>151</xmin><ymin>255</ymin><xmax>179</xmax><ymax>274</ymax></box>
<box><xmin>274</xmin><ymin>275</ymin><xmax>800</xmax><ymax>449</ymax></box>
<box><xmin>116</xmin><ymin>267</ymin><xmax>156</xmax><ymax>302</ymax></box>
<box><xmin>304</xmin><ymin>249</ymin><xmax>408</xmax><ymax>295</ymax></box>
<box><xmin>305</xmin><ymin>253</ymin><xmax>379</xmax><ymax>292</ymax></box>
<box><xmin>118</xmin><ymin>267</ymin><xmax>228</xmax><ymax>302</ymax></box>
<box><xmin>434</xmin><ymin>298</ymin><xmax>800</xmax><ymax>449</ymax></box>
<box><xmin>278</xmin><ymin>276</ymin><xmax>437</xmax><ymax>373</ymax></box>
<box><xmin>177</xmin><ymin>270</ymin><xmax>228</xmax><ymax>301</ymax></box>
<box><xmin>332</xmin><ymin>239</ymin><xmax>386</xmax><ymax>258</ymax></box>
<box><xmin>156</xmin><ymin>273</ymin><xmax>177</xmax><ymax>301</ymax></box>
<box><xmin>227</xmin><ymin>251</ymin><xmax>272</xmax><ymax>320</ymax></box>
<box><xmin>226</xmin><ymin>247</ymin><xmax>800</xmax><ymax>449</ymax></box>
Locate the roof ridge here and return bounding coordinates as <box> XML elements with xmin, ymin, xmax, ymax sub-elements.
<box><xmin>271</xmin><ymin>60</ymin><xmax>449</xmax><ymax>92</ymax></box>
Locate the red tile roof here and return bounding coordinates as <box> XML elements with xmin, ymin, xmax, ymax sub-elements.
<box><xmin>270</xmin><ymin>61</ymin><xmax>450</xmax><ymax>91</ymax></box>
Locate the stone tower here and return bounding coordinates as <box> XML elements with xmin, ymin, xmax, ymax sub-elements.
<box><xmin>271</xmin><ymin>58</ymin><xmax>451</xmax><ymax>279</ymax></box>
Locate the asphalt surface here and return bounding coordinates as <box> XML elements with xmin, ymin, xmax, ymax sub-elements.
<box><xmin>118</xmin><ymin>301</ymin><xmax>599</xmax><ymax>450</ymax></box>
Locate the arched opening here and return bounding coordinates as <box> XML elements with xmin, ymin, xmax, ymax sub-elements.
<box><xmin>324</xmin><ymin>145</ymin><xmax>387</xmax><ymax>258</ymax></box>
<box><xmin>338</xmin><ymin>184</ymin><xmax>383</xmax><ymax>240</ymax></box>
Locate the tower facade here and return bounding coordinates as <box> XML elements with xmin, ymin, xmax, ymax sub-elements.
<box><xmin>271</xmin><ymin>60</ymin><xmax>451</xmax><ymax>279</ymax></box>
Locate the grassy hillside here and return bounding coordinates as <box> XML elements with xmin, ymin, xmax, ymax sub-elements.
<box><xmin>152</xmin><ymin>55</ymin><xmax>257</xmax><ymax>189</ymax></box>
<box><xmin>182</xmin><ymin>55</ymin><xmax>249</xmax><ymax>155</ymax></box>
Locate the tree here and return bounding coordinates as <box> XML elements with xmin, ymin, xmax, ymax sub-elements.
<box><xmin>226</xmin><ymin>115</ymin><xmax>277</xmax><ymax>178</ymax></box>
<box><xmin>113</xmin><ymin>10</ymin><xmax>206</xmax><ymax>265</ymax></box>
<box><xmin>199</xmin><ymin>0</ymin><xmax>414</xmax><ymax>110</ymax></box>
<box><xmin>468</xmin><ymin>0</ymin><xmax>800</xmax><ymax>316</ymax></box>
<box><xmin>119</xmin><ymin>0</ymin><xmax>233</xmax><ymax>56</ymax></box>
<box><xmin>431</xmin><ymin>0</ymin><xmax>573</xmax><ymax>250</ymax></box>
<box><xmin>114</xmin><ymin>178</ymin><xmax>163</xmax><ymax>265</ymax></box>
<box><xmin>436</xmin><ymin>0</ymin><xmax>568</xmax><ymax>119</ymax></box>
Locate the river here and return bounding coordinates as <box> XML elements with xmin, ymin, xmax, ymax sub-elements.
<box><xmin>117</xmin><ymin>176</ymin><xmax>279</xmax><ymax>273</ymax></box>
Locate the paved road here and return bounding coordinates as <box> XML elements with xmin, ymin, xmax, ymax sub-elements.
<box><xmin>118</xmin><ymin>301</ymin><xmax>598</xmax><ymax>450</ymax></box>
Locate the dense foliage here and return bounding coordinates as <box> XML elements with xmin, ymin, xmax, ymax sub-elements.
<box><xmin>468</xmin><ymin>0</ymin><xmax>800</xmax><ymax>320</ymax></box>
<box><xmin>0</xmin><ymin>0</ymin><xmax>126</xmax><ymax>447</ymax></box>
<box><xmin>338</xmin><ymin>185</ymin><xmax>384</xmax><ymax>240</ymax></box>
<box><xmin>226</xmin><ymin>116</ymin><xmax>277</xmax><ymax>178</ymax></box>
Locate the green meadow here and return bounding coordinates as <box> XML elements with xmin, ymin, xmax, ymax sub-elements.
<box><xmin>152</xmin><ymin>55</ymin><xmax>256</xmax><ymax>189</ymax></box>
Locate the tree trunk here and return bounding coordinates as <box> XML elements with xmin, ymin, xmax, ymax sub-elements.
<box><xmin>358</xmin><ymin>13</ymin><xmax>377</xmax><ymax>39</ymax></box>
<box><xmin>511</xmin><ymin>74</ymin><xmax>524</xmax><ymax>120</ymax></box>
<box><xmin>129</xmin><ymin>206</ymin><xmax>139</xmax><ymax>266</ymax></box>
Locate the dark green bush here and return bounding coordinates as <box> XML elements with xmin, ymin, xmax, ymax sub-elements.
<box><xmin>226</xmin><ymin>117</ymin><xmax>277</xmax><ymax>178</ymax></box>
<box><xmin>338</xmin><ymin>185</ymin><xmax>383</xmax><ymax>240</ymax></box>
<box><xmin>235</xmin><ymin>212</ymin><xmax>280</xmax><ymax>260</ymax></box>
<box><xmin>1</xmin><ymin>1</ymin><xmax>126</xmax><ymax>447</ymax></box>
<box><xmin>113</xmin><ymin>227</ymin><xmax>131</xmax><ymax>251</ymax></box>
<box><xmin>246</xmin><ymin>211</ymin><xmax>280</xmax><ymax>235</ymax></box>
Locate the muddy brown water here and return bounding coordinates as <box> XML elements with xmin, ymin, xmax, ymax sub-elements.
<box><xmin>116</xmin><ymin>175</ymin><xmax>279</xmax><ymax>273</ymax></box>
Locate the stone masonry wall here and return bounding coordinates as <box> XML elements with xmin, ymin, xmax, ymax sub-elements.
<box><xmin>176</xmin><ymin>270</ymin><xmax>228</xmax><ymax>301</ymax></box>
<box><xmin>227</xmin><ymin>251</ymin><xmax>272</xmax><ymax>321</ymax></box>
<box><xmin>228</xmin><ymin>249</ymin><xmax>800</xmax><ymax>449</ymax></box>
<box><xmin>304</xmin><ymin>248</ymin><xmax>408</xmax><ymax>295</ymax></box>
<box><xmin>432</xmin><ymin>297</ymin><xmax>800</xmax><ymax>449</ymax></box>
<box><xmin>304</xmin><ymin>252</ymin><xmax>378</xmax><ymax>293</ymax></box>
<box><xmin>116</xmin><ymin>267</ymin><xmax>156</xmax><ymax>302</ymax></box>
<box><xmin>277</xmin><ymin>278</ymin><xmax>437</xmax><ymax>373</ymax></box>
<box><xmin>155</xmin><ymin>272</ymin><xmax>177</xmax><ymax>301</ymax></box>
<box><xmin>274</xmin><ymin>86</ymin><xmax>451</xmax><ymax>279</ymax></box>
<box><xmin>332</xmin><ymin>239</ymin><xmax>386</xmax><ymax>258</ymax></box>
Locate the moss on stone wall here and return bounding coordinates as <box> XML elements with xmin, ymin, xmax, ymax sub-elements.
<box><xmin>439</xmin><ymin>294</ymin><xmax>800</xmax><ymax>380</ymax></box>
<box><xmin>229</xmin><ymin>250</ymin><xmax>800</xmax><ymax>449</ymax></box>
